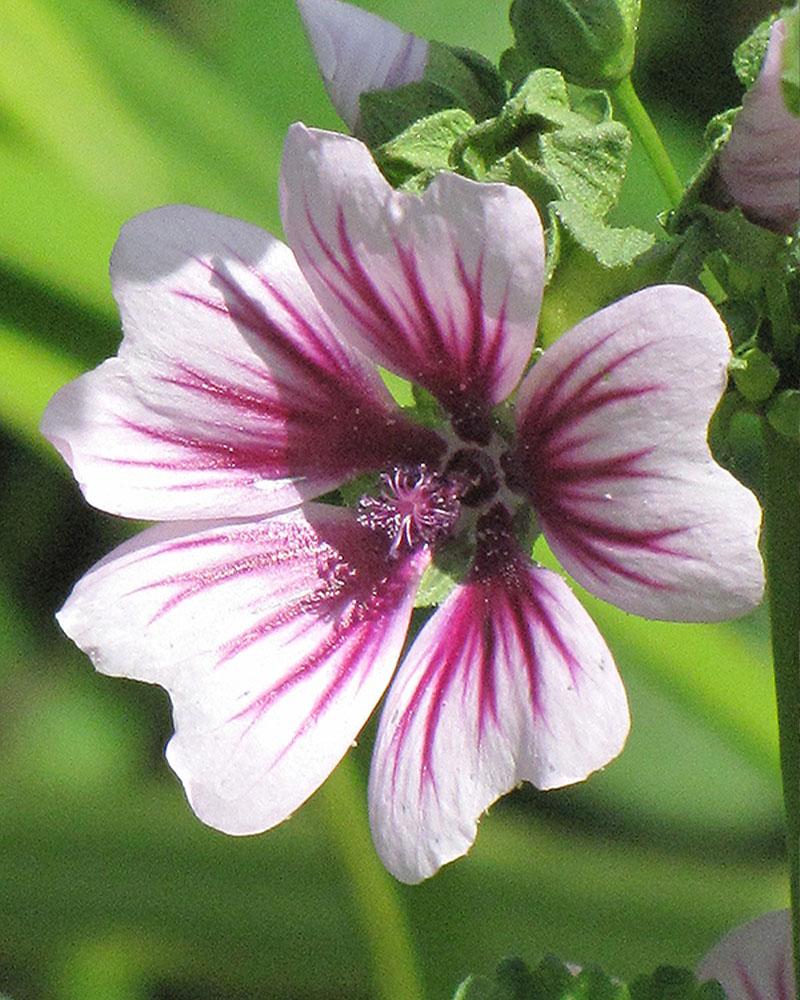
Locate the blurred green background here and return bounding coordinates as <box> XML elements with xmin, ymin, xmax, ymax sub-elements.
<box><xmin>0</xmin><ymin>0</ymin><xmax>787</xmax><ymax>997</ymax></box>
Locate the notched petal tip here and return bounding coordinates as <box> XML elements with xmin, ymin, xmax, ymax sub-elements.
<box><xmin>296</xmin><ymin>0</ymin><xmax>428</xmax><ymax>131</ymax></box>
<box><xmin>513</xmin><ymin>285</ymin><xmax>765</xmax><ymax>623</ymax></box>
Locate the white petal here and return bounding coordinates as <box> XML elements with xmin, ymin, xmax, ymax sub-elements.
<box><xmin>698</xmin><ymin>910</ymin><xmax>794</xmax><ymax>1000</ymax></box>
<box><xmin>58</xmin><ymin>504</ymin><xmax>427</xmax><ymax>835</ymax></box>
<box><xmin>297</xmin><ymin>0</ymin><xmax>428</xmax><ymax>131</ymax></box>
<box><xmin>42</xmin><ymin>204</ymin><xmax>443</xmax><ymax>520</ymax></box>
<box><xmin>281</xmin><ymin>125</ymin><xmax>545</xmax><ymax>442</ymax></box>
<box><xmin>510</xmin><ymin>285</ymin><xmax>764</xmax><ymax>621</ymax></box>
<box><xmin>369</xmin><ymin>509</ymin><xmax>628</xmax><ymax>883</ymax></box>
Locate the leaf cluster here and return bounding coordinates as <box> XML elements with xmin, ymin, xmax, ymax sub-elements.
<box><xmin>453</xmin><ymin>956</ymin><xmax>728</xmax><ymax>1000</ymax></box>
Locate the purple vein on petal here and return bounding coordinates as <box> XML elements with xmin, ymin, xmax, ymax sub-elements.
<box><xmin>386</xmin><ymin>526</ymin><xmax>585</xmax><ymax>801</ymax></box>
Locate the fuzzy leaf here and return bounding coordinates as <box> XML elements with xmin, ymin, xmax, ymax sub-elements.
<box><xmin>729</xmin><ymin>347</ymin><xmax>781</xmax><ymax>402</ymax></box>
<box><xmin>552</xmin><ymin>200</ymin><xmax>654</xmax><ymax>268</ymax></box>
<box><xmin>629</xmin><ymin>967</ymin><xmax>726</xmax><ymax>1000</ymax></box>
<box><xmin>732</xmin><ymin>14</ymin><xmax>777</xmax><ymax>88</ymax></box>
<box><xmin>507</xmin><ymin>0</ymin><xmax>640</xmax><ymax>88</ymax></box>
<box><xmin>375</xmin><ymin>108</ymin><xmax>475</xmax><ymax>186</ymax></box>
<box><xmin>767</xmin><ymin>389</ymin><xmax>800</xmax><ymax>439</ymax></box>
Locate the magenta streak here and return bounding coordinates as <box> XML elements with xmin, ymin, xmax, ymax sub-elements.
<box><xmin>545</xmin><ymin>513</ymin><xmax>689</xmax><ymax>589</ymax></box>
<box><xmin>157</xmin><ymin>361</ymin><xmax>329</xmax><ymax>426</ymax></box>
<box><xmin>735</xmin><ymin>960</ymin><xmax>765</xmax><ymax>1000</ymax></box>
<box><xmin>388</xmin><ymin>557</ymin><xmax>588</xmax><ymax>801</ymax></box>
<box><xmin>523</xmin><ymin>329</ymin><xmax>620</xmax><ymax>424</ymax></box>
<box><xmin>226</xmin><ymin>564</ymin><xmax>412</xmax><ymax>765</ymax></box>
<box><xmin>775</xmin><ymin>950</ymin><xmax>792</xmax><ymax>1000</ymax></box>
<box><xmin>303</xmin><ymin>204</ymin><xmax>409</xmax><ymax>355</ymax></box>
<box><xmin>542</xmin><ymin>447</ymin><xmax>656</xmax><ymax>481</ymax></box>
<box><xmin>301</xmin><ymin>200</ymin><xmax>500</xmax><ymax>414</ymax></box>
<box><xmin>452</xmin><ymin>247</ymin><xmax>507</xmax><ymax>385</ymax></box>
<box><xmin>188</xmin><ymin>252</ymin><xmax>352</xmax><ymax>382</ymax></box>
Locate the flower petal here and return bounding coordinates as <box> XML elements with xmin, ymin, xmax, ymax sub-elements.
<box><xmin>41</xmin><ymin>204</ymin><xmax>443</xmax><ymax>520</ymax></box>
<box><xmin>368</xmin><ymin>507</ymin><xmax>628</xmax><ymax>883</ymax></box>
<box><xmin>509</xmin><ymin>285</ymin><xmax>764</xmax><ymax>621</ymax></box>
<box><xmin>281</xmin><ymin>125</ymin><xmax>545</xmax><ymax>442</ymax></box>
<box><xmin>697</xmin><ymin>910</ymin><xmax>794</xmax><ymax>1000</ymax></box>
<box><xmin>57</xmin><ymin>504</ymin><xmax>428</xmax><ymax>835</ymax></box>
<box><xmin>297</xmin><ymin>0</ymin><xmax>428</xmax><ymax>132</ymax></box>
<box><xmin>719</xmin><ymin>19</ymin><xmax>800</xmax><ymax>234</ymax></box>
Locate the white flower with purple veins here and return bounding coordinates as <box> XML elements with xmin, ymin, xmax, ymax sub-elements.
<box><xmin>719</xmin><ymin>17</ymin><xmax>800</xmax><ymax>234</ymax></box>
<box><xmin>698</xmin><ymin>910</ymin><xmax>795</xmax><ymax>1000</ymax></box>
<box><xmin>297</xmin><ymin>0</ymin><xmax>428</xmax><ymax>131</ymax></box>
<box><xmin>43</xmin><ymin>124</ymin><xmax>764</xmax><ymax>884</ymax></box>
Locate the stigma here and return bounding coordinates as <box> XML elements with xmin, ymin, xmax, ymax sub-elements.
<box><xmin>357</xmin><ymin>464</ymin><xmax>462</xmax><ymax>557</ymax></box>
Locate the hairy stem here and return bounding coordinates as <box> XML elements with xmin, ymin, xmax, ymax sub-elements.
<box><xmin>763</xmin><ymin>422</ymin><xmax>800</xmax><ymax>981</ymax></box>
<box><xmin>611</xmin><ymin>76</ymin><xmax>684</xmax><ymax>208</ymax></box>
<box><xmin>316</xmin><ymin>754</ymin><xmax>426</xmax><ymax>1000</ymax></box>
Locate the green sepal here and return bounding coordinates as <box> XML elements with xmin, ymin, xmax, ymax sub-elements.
<box><xmin>629</xmin><ymin>967</ymin><xmax>726</xmax><ymax>1000</ymax></box>
<box><xmin>781</xmin><ymin>6</ymin><xmax>800</xmax><ymax>115</ymax></box>
<box><xmin>410</xmin><ymin>383</ymin><xmax>445</xmax><ymax>427</ymax></box>
<box><xmin>359</xmin><ymin>80</ymin><xmax>468</xmax><ymax>148</ymax></box>
<box><xmin>374</xmin><ymin>108</ymin><xmax>476</xmax><ymax>187</ymax></box>
<box><xmin>732</xmin><ymin>13</ymin><xmax>777</xmax><ymax>88</ymax></box>
<box><xmin>767</xmin><ymin>389</ymin><xmax>800</xmax><ymax>439</ymax></box>
<box><xmin>729</xmin><ymin>346</ymin><xmax>781</xmax><ymax>402</ymax></box>
<box><xmin>414</xmin><ymin>536</ymin><xmax>471</xmax><ymax>607</ymax></box>
<box><xmin>337</xmin><ymin>471</ymin><xmax>380</xmax><ymax>508</ymax></box>
<box><xmin>506</xmin><ymin>0</ymin><xmax>641</xmax><ymax>88</ymax></box>
<box><xmin>358</xmin><ymin>43</ymin><xmax>504</xmax><ymax>150</ymax></box>
<box><xmin>426</xmin><ymin>42</ymin><xmax>507</xmax><ymax>121</ymax></box>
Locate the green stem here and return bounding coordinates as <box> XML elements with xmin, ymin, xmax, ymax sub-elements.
<box><xmin>316</xmin><ymin>755</ymin><xmax>426</xmax><ymax>1000</ymax></box>
<box><xmin>611</xmin><ymin>76</ymin><xmax>684</xmax><ymax>209</ymax></box>
<box><xmin>763</xmin><ymin>422</ymin><xmax>800</xmax><ymax>983</ymax></box>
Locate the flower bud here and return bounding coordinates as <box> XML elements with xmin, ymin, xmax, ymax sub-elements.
<box><xmin>297</xmin><ymin>0</ymin><xmax>428</xmax><ymax>131</ymax></box>
<box><xmin>719</xmin><ymin>14</ymin><xmax>800</xmax><ymax>235</ymax></box>
<box><xmin>508</xmin><ymin>0</ymin><xmax>641</xmax><ymax>88</ymax></box>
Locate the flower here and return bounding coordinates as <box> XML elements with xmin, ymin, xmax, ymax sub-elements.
<box><xmin>697</xmin><ymin>910</ymin><xmax>795</xmax><ymax>1000</ymax></box>
<box><xmin>719</xmin><ymin>17</ymin><xmax>800</xmax><ymax>234</ymax></box>
<box><xmin>42</xmin><ymin>124</ymin><xmax>764</xmax><ymax>883</ymax></box>
<box><xmin>296</xmin><ymin>0</ymin><xmax>428</xmax><ymax>132</ymax></box>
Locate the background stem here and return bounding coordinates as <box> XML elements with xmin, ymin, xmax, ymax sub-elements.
<box><xmin>763</xmin><ymin>422</ymin><xmax>800</xmax><ymax>982</ymax></box>
<box><xmin>316</xmin><ymin>755</ymin><xmax>426</xmax><ymax>1000</ymax></box>
<box><xmin>611</xmin><ymin>76</ymin><xmax>685</xmax><ymax>208</ymax></box>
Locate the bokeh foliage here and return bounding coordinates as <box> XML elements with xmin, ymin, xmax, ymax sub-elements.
<box><xmin>0</xmin><ymin>0</ymin><xmax>786</xmax><ymax>997</ymax></box>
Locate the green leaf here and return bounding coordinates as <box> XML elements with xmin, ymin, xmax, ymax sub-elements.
<box><xmin>630</xmin><ymin>967</ymin><xmax>726</xmax><ymax>1000</ymax></box>
<box><xmin>767</xmin><ymin>389</ymin><xmax>800</xmax><ymax>439</ymax></box>
<box><xmin>552</xmin><ymin>200</ymin><xmax>654</xmax><ymax>269</ymax></box>
<box><xmin>451</xmin><ymin>69</ymin><xmax>634</xmax><ymax>244</ymax></box>
<box><xmin>507</xmin><ymin>0</ymin><xmax>641</xmax><ymax>88</ymax></box>
<box><xmin>535</xmin><ymin>121</ymin><xmax>631</xmax><ymax>217</ymax></box>
<box><xmin>375</xmin><ymin>109</ymin><xmax>476</xmax><ymax>187</ymax></box>
<box><xmin>781</xmin><ymin>6</ymin><xmax>800</xmax><ymax>115</ymax></box>
<box><xmin>729</xmin><ymin>346</ymin><xmax>781</xmax><ymax>403</ymax></box>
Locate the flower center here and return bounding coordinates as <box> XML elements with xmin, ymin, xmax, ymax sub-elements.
<box><xmin>444</xmin><ymin>448</ymin><xmax>499</xmax><ymax>507</ymax></box>
<box><xmin>357</xmin><ymin>464</ymin><xmax>462</xmax><ymax>557</ymax></box>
